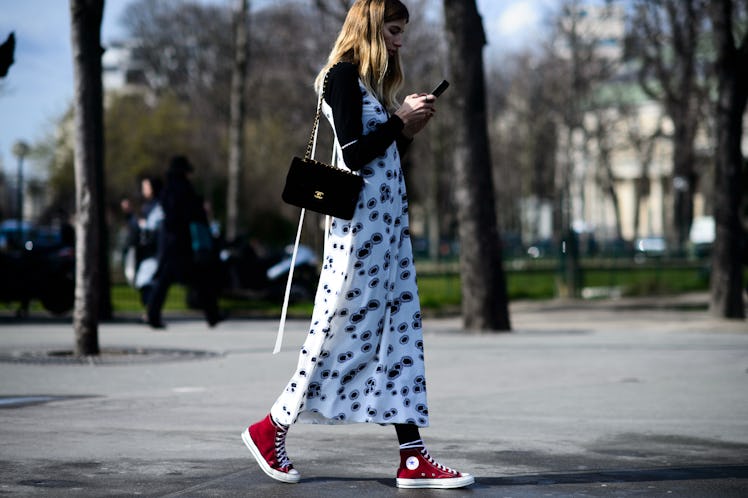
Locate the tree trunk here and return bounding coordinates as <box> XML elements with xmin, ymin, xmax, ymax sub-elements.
<box><xmin>663</xmin><ymin>0</ymin><xmax>700</xmax><ymax>255</ymax></box>
<box><xmin>226</xmin><ymin>0</ymin><xmax>249</xmax><ymax>242</ymax></box>
<box><xmin>558</xmin><ymin>127</ymin><xmax>580</xmax><ymax>297</ymax></box>
<box><xmin>628</xmin><ymin>116</ymin><xmax>658</xmax><ymax>239</ymax></box>
<box><xmin>708</xmin><ymin>0</ymin><xmax>746</xmax><ymax>319</ymax></box>
<box><xmin>443</xmin><ymin>0</ymin><xmax>510</xmax><ymax>331</ymax></box>
<box><xmin>70</xmin><ymin>0</ymin><xmax>105</xmax><ymax>355</ymax></box>
<box><xmin>632</xmin><ymin>0</ymin><xmax>708</xmax><ymax>254</ymax></box>
<box><xmin>670</xmin><ymin>116</ymin><xmax>697</xmax><ymax>253</ymax></box>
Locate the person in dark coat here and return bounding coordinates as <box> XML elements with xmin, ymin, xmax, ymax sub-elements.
<box><xmin>131</xmin><ymin>175</ymin><xmax>164</xmax><ymax>306</ymax></box>
<box><xmin>146</xmin><ymin>155</ymin><xmax>221</xmax><ymax>329</ymax></box>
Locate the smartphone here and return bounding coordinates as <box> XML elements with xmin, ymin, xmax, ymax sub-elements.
<box><xmin>430</xmin><ymin>79</ymin><xmax>449</xmax><ymax>98</ymax></box>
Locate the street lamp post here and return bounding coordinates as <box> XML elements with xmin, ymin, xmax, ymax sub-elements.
<box><xmin>12</xmin><ymin>140</ymin><xmax>30</xmax><ymax>245</ymax></box>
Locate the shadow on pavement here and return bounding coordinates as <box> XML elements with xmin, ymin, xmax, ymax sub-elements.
<box><xmin>477</xmin><ymin>464</ymin><xmax>748</xmax><ymax>486</ymax></box>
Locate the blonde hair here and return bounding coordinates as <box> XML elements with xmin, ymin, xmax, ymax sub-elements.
<box><xmin>314</xmin><ymin>0</ymin><xmax>409</xmax><ymax>111</ymax></box>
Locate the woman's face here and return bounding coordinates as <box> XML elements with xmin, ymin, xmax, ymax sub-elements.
<box><xmin>383</xmin><ymin>19</ymin><xmax>406</xmax><ymax>57</ymax></box>
<box><xmin>141</xmin><ymin>179</ymin><xmax>153</xmax><ymax>200</ymax></box>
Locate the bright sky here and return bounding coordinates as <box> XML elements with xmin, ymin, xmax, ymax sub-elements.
<box><xmin>0</xmin><ymin>0</ymin><xmax>555</xmax><ymax>177</ymax></box>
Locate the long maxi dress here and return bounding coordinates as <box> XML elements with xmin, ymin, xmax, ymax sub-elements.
<box><xmin>270</xmin><ymin>63</ymin><xmax>429</xmax><ymax>427</ymax></box>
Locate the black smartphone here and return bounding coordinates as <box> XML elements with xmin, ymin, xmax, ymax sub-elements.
<box><xmin>430</xmin><ymin>79</ymin><xmax>449</xmax><ymax>98</ymax></box>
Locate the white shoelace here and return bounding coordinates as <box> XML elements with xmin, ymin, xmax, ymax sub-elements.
<box><xmin>421</xmin><ymin>448</ymin><xmax>458</xmax><ymax>475</ymax></box>
<box><xmin>274</xmin><ymin>423</ymin><xmax>293</xmax><ymax>469</ymax></box>
<box><xmin>399</xmin><ymin>439</ymin><xmax>458</xmax><ymax>475</ymax></box>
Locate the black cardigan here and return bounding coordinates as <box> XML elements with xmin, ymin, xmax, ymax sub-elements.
<box><xmin>323</xmin><ymin>62</ymin><xmax>412</xmax><ymax>171</ymax></box>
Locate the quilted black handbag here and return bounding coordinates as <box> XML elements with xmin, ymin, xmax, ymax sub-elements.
<box><xmin>281</xmin><ymin>69</ymin><xmax>363</xmax><ymax>220</ymax></box>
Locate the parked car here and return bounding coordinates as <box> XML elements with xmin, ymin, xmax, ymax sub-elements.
<box><xmin>411</xmin><ymin>237</ymin><xmax>460</xmax><ymax>260</ymax></box>
<box><xmin>689</xmin><ymin>216</ymin><xmax>715</xmax><ymax>259</ymax></box>
<box><xmin>526</xmin><ymin>239</ymin><xmax>555</xmax><ymax>259</ymax></box>
<box><xmin>217</xmin><ymin>237</ymin><xmax>318</xmax><ymax>302</ymax></box>
<box><xmin>501</xmin><ymin>232</ymin><xmax>525</xmax><ymax>260</ymax></box>
<box><xmin>634</xmin><ymin>236</ymin><xmax>667</xmax><ymax>262</ymax></box>
<box><xmin>0</xmin><ymin>220</ymin><xmax>75</xmax><ymax>315</ymax></box>
<box><xmin>597</xmin><ymin>237</ymin><xmax>635</xmax><ymax>259</ymax></box>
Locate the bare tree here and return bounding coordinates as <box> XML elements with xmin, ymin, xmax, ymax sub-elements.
<box><xmin>586</xmin><ymin>109</ymin><xmax>624</xmax><ymax>241</ymax></box>
<box><xmin>226</xmin><ymin>0</ymin><xmax>249</xmax><ymax>242</ymax></box>
<box><xmin>121</xmin><ymin>0</ymin><xmax>233</xmax><ymax>102</ymax></box>
<box><xmin>708</xmin><ymin>0</ymin><xmax>747</xmax><ymax>319</ymax></box>
<box><xmin>443</xmin><ymin>0</ymin><xmax>510</xmax><ymax>331</ymax></box>
<box><xmin>70</xmin><ymin>0</ymin><xmax>105</xmax><ymax>355</ymax></box>
<box><xmin>548</xmin><ymin>1</ymin><xmax>603</xmax><ymax>296</ymax></box>
<box><xmin>120</xmin><ymin>0</ymin><xmax>234</xmax><ymax>198</ymax></box>
<box><xmin>313</xmin><ymin>0</ymin><xmax>351</xmax><ymax>23</ymax></box>
<box><xmin>628</xmin><ymin>0</ymin><xmax>711</xmax><ymax>253</ymax></box>
<box><xmin>490</xmin><ymin>52</ymin><xmax>558</xmax><ymax>247</ymax></box>
<box><xmin>396</xmin><ymin>0</ymin><xmax>453</xmax><ymax>261</ymax></box>
<box><xmin>623</xmin><ymin>105</ymin><xmax>664</xmax><ymax>239</ymax></box>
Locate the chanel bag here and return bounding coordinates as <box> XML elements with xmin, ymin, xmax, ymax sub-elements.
<box><xmin>282</xmin><ymin>67</ymin><xmax>363</xmax><ymax>220</ymax></box>
<box><xmin>282</xmin><ymin>157</ymin><xmax>362</xmax><ymax>220</ymax></box>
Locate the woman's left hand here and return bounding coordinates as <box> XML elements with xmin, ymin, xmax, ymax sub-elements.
<box><xmin>397</xmin><ymin>93</ymin><xmax>436</xmax><ymax>138</ymax></box>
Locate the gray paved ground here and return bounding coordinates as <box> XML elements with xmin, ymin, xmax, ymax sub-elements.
<box><xmin>0</xmin><ymin>293</ymin><xmax>747</xmax><ymax>497</ymax></box>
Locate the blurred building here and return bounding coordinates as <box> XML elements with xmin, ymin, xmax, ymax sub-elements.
<box><xmin>516</xmin><ymin>2</ymin><xmax>738</xmax><ymax>256</ymax></box>
<box><xmin>555</xmin><ymin>2</ymin><xmax>625</xmax><ymax>61</ymax></box>
<box><xmin>102</xmin><ymin>40</ymin><xmax>149</xmax><ymax>95</ymax></box>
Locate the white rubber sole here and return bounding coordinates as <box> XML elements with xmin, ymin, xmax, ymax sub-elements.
<box><xmin>396</xmin><ymin>473</ymin><xmax>475</xmax><ymax>489</ymax></box>
<box><xmin>241</xmin><ymin>428</ymin><xmax>300</xmax><ymax>484</ymax></box>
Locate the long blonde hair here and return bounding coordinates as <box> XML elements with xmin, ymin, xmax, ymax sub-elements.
<box><xmin>314</xmin><ymin>0</ymin><xmax>409</xmax><ymax>111</ymax></box>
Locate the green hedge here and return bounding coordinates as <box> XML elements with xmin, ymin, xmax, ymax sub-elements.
<box><xmin>108</xmin><ymin>264</ymin><xmax>713</xmax><ymax>317</ymax></box>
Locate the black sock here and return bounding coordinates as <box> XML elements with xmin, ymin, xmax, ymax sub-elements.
<box><xmin>395</xmin><ymin>424</ymin><xmax>422</xmax><ymax>446</ymax></box>
<box><xmin>269</xmin><ymin>414</ymin><xmax>289</xmax><ymax>430</ymax></box>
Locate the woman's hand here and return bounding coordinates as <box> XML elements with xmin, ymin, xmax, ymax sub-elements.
<box><xmin>395</xmin><ymin>93</ymin><xmax>436</xmax><ymax>138</ymax></box>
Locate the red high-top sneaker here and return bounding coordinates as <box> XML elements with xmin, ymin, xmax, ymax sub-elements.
<box><xmin>241</xmin><ymin>414</ymin><xmax>300</xmax><ymax>483</ymax></box>
<box><xmin>396</xmin><ymin>440</ymin><xmax>474</xmax><ymax>489</ymax></box>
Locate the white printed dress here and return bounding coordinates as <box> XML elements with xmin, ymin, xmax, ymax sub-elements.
<box><xmin>270</xmin><ymin>80</ymin><xmax>429</xmax><ymax>427</ymax></box>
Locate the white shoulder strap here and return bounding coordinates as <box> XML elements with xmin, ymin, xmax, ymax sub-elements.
<box><xmin>274</xmin><ymin>207</ymin><xmax>306</xmax><ymax>354</ymax></box>
<box><xmin>274</xmin><ymin>93</ymin><xmax>334</xmax><ymax>354</ymax></box>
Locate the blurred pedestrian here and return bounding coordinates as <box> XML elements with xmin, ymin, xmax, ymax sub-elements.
<box><xmin>146</xmin><ymin>156</ymin><xmax>221</xmax><ymax>329</ymax></box>
<box><xmin>240</xmin><ymin>0</ymin><xmax>473</xmax><ymax>489</ymax></box>
<box><xmin>121</xmin><ymin>175</ymin><xmax>164</xmax><ymax>306</ymax></box>
<box><xmin>134</xmin><ymin>175</ymin><xmax>164</xmax><ymax>305</ymax></box>
<box><xmin>120</xmin><ymin>196</ymin><xmax>137</xmax><ymax>262</ymax></box>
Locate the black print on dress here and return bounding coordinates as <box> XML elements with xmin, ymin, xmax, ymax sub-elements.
<box><xmin>272</xmin><ymin>79</ymin><xmax>429</xmax><ymax>427</ymax></box>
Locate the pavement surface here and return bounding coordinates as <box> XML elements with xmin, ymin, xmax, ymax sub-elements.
<box><xmin>1</xmin><ymin>293</ymin><xmax>747</xmax><ymax>497</ymax></box>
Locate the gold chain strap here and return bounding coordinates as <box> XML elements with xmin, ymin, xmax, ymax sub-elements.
<box><xmin>303</xmin><ymin>65</ymin><xmax>336</xmax><ymax>161</ymax></box>
<box><xmin>304</xmin><ymin>72</ymin><xmax>327</xmax><ymax>160</ymax></box>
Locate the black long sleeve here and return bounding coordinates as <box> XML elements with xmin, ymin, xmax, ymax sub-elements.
<box><xmin>323</xmin><ymin>62</ymin><xmax>411</xmax><ymax>170</ymax></box>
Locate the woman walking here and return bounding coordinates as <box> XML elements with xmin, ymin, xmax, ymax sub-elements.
<box><xmin>242</xmin><ymin>0</ymin><xmax>473</xmax><ymax>489</ymax></box>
